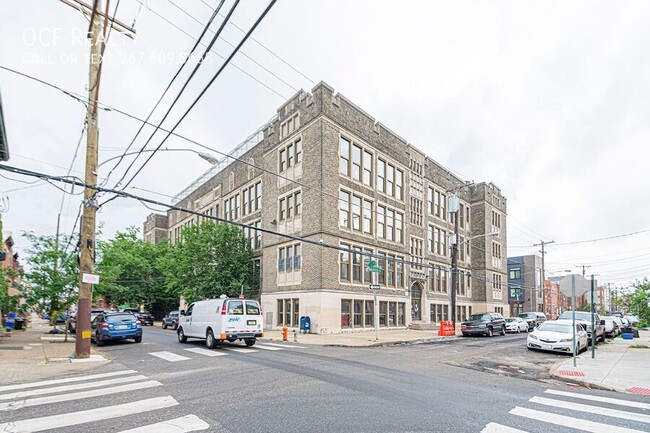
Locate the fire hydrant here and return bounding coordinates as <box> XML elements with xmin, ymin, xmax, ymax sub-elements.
<box><xmin>282</xmin><ymin>324</ymin><xmax>288</xmax><ymax>341</ymax></box>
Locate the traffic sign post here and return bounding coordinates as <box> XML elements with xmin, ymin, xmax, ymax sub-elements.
<box><xmin>369</xmin><ymin>283</ymin><xmax>380</xmax><ymax>341</ymax></box>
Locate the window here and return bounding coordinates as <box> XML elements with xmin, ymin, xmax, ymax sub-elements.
<box><xmin>341</xmin><ymin>300</ymin><xmax>351</xmax><ymax>328</ymax></box>
<box><xmin>363</xmin><ymin>150</ymin><xmax>373</xmax><ymax>186</ymax></box>
<box><xmin>386</xmin><ymin>164</ymin><xmax>394</xmax><ymax>196</ymax></box>
<box><xmin>410</xmin><ymin>238</ymin><xmax>424</xmax><ymax>270</ymax></box>
<box><xmin>379</xmin><ymin>301</ymin><xmax>387</xmax><ymax>326</ymax></box>
<box><xmin>246</xmin><ymin>301</ymin><xmax>260</xmax><ymax>315</ymax></box>
<box><xmin>433</xmin><ymin>227</ymin><xmax>447</xmax><ymax>256</ymax></box>
<box><xmin>278</xmin><ymin>243</ymin><xmax>301</xmax><ymax>273</ymax></box>
<box><xmin>339</xmin><ymin>190</ymin><xmax>350</xmax><ymax>228</ymax></box>
<box><xmin>389</xmin><ymin>302</ymin><xmax>396</xmax><ymax>326</ymax></box>
<box><xmin>280</xmin><ymin>112</ymin><xmax>299</xmax><ymax>138</ymax></box>
<box><xmin>354</xmin><ymin>300</ymin><xmax>363</xmax><ymax>327</ymax></box>
<box><xmin>493</xmin><ymin>273</ymin><xmax>503</xmax><ymax>299</ymax></box>
<box><xmin>340</xmin><ymin>246</ymin><xmax>350</xmax><ymax>281</ymax></box>
<box><xmin>428</xmin><ymin>187</ymin><xmax>434</xmax><ymax>214</ymax></box>
<box><xmin>433</xmin><ymin>189</ymin><xmax>447</xmax><ymax>220</ymax></box>
<box><xmin>428</xmin><ymin>226</ymin><xmax>434</xmax><ymax>253</ymax></box>
<box><xmin>352</xmin><ymin>247</ymin><xmax>361</xmax><ymax>283</ymax></box>
<box><xmin>377</xmin><ymin>204</ymin><xmax>403</xmax><ymax>243</ymax></box>
<box><xmin>430</xmin><ymin>304</ymin><xmax>449</xmax><ymax>323</ymax></box>
<box><xmin>244</xmin><ymin>220</ymin><xmax>261</xmax><ymax>250</ymax></box>
<box><xmin>352</xmin><ymin>144</ymin><xmax>362</xmax><ymax>181</ymax></box>
<box><xmin>255</xmin><ymin>182</ymin><xmax>262</xmax><ymax>210</ymax></box>
<box><xmin>352</xmin><ymin>195</ymin><xmax>361</xmax><ymax>231</ymax></box>
<box><xmin>293</xmin><ymin>299</ymin><xmax>299</xmax><ymax>326</ymax></box>
<box><xmin>279</xmin><ymin>138</ymin><xmax>302</xmax><ymax>173</ymax></box>
<box><xmin>340</xmin><ymin>189</ymin><xmax>373</xmax><ymax>236</ymax></box>
<box><xmin>365</xmin><ymin>301</ymin><xmax>374</xmax><ymax>327</ymax></box>
<box><xmin>429</xmin><ymin>267</ymin><xmax>448</xmax><ymax>293</ymax></box>
<box><xmin>227</xmin><ymin>300</ymin><xmax>244</xmax><ymax>315</ymax></box>
<box><xmin>491</xmin><ymin>210</ymin><xmax>501</xmax><ymax>229</ymax></box>
<box><xmin>339</xmin><ymin>137</ymin><xmax>350</xmax><ymax>176</ymax></box>
<box><xmin>279</xmin><ymin>190</ymin><xmax>301</xmax><ymax>221</ymax></box>
<box><xmin>509</xmin><ymin>268</ymin><xmax>521</xmax><ymax>279</ymax></box>
<box><xmin>377</xmin><ymin>159</ymin><xmax>385</xmax><ymax>193</ymax></box>
<box><xmin>377</xmin><ymin>205</ymin><xmax>385</xmax><ymax>239</ymax></box>
<box><xmin>492</xmin><ymin>242</ymin><xmax>502</xmax><ymax>268</ymax></box>
<box><xmin>363</xmin><ymin>199</ymin><xmax>373</xmax><ymax>235</ymax></box>
<box><xmin>396</xmin><ymin>169</ymin><xmax>403</xmax><ymax>200</ymax></box>
<box><xmin>277</xmin><ymin>300</ymin><xmax>284</xmax><ymax>326</ymax></box>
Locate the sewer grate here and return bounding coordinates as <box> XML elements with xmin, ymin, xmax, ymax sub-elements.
<box><xmin>558</xmin><ymin>370</ymin><xmax>585</xmax><ymax>377</ymax></box>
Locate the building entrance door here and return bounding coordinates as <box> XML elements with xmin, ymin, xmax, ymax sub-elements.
<box><xmin>411</xmin><ymin>283</ymin><xmax>422</xmax><ymax>320</ymax></box>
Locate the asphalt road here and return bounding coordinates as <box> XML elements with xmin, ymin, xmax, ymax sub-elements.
<box><xmin>2</xmin><ymin>326</ymin><xmax>649</xmax><ymax>433</ymax></box>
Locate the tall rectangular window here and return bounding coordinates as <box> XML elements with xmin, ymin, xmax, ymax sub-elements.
<box><xmin>428</xmin><ymin>225</ymin><xmax>434</xmax><ymax>252</ymax></box>
<box><xmin>278</xmin><ymin>248</ymin><xmax>285</xmax><ymax>272</ymax></box>
<box><xmin>339</xmin><ymin>191</ymin><xmax>350</xmax><ymax>228</ymax></box>
<box><xmin>377</xmin><ymin>159</ymin><xmax>385</xmax><ymax>193</ymax></box>
<box><xmin>279</xmin><ymin>149</ymin><xmax>286</xmax><ymax>172</ymax></box>
<box><xmin>294</xmin><ymin>244</ymin><xmax>301</xmax><ymax>269</ymax></box>
<box><xmin>352</xmin><ymin>247</ymin><xmax>361</xmax><ymax>283</ymax></box>
<box><xmin>365</xmin><ymin>301</ymin><xmax>374</xmax><ymax>327</ymax></box>
<box><xmin>287</xmin><ymin>194</ymin><xmax>294</xmax><ymax>219</ymax></box>
<box><xmin>428</xmin><ymin>187</ymin><xmax>434</xmax><ymax>214</ymax></box>
<box><xmin>279</xmin><ymin>198</ymin><xmax>286</xmax><ymax>221</ymax></box>
<box><xmin>295</xmin><ymin>139</ymin><xmax>302</xmax><ymax>164</ymax></box>
<box><xmin>243</xmin><ymin>189</ymin><xmax>249</xmax><ymax>216</ymax></box>
<box><xmin>352</xmin><ymin>144</ymin><xmax>362</xmax><ymax>181</ymax></box>
<box><xmin>396</xmin><ymin>212</ymin><xmax>403</xmax><ymax>243</ymax></box>
<box><xmin>340</xmin><ymin>245</ymin><xmax>350</xmax><ymax>281</ymax></box>
<box><xmin>351</xmin><ymin>195</ymin><xmax>361</xmax><ymax>231</ymax></box>
<box><xmin>386</xmin><ymin>164</ymin><xmax>394</xmax><ymax>196</ymax></box>
<box><xmin>354</xmin><ymin>300</ymin><xmax>363</xmax><ymax>327</ymax></box>
<box><xmin>339</xmin><ymin>137</ymin><xmax>350</xmax><ymax>176</ymax></box>
<box><xmin>255</xmin><ymin>182</ymin><xmax>261</xmax><ymax>210</ymax></box>
<box><xmin>287</xmin><ymin>143</ymin><xmax>294</xmax><ymax>168</ymax></box>
<box><xmin>377</xmin><ymin>205</ymin><xmax>385</xmax><ymax>239</ymax></box>
<box><xmin>364</xmin><ymin>248</ymin><xmax>372</xmax><ymax>283</ymax></box>
<box><xmin>396</xmin><ymin>169</ymin><xmax>403</xmax><ymax>200</ymax></box>
<box><xmin>363</xmin><ymin>150</ymin><xmax>373</xmax><ymax>186</ymax></box>
<box><xmin>363</xmin><ymin>199</ymin><xmax>373</xmax><ymax>234</ymax></box>
<box><xmin>386</xmin><ymin>209</ymin><xmax>395</xmax><ymax>241</ymax></box>
<box><xmin>286</xmin><ymin>245</ymin><xmax>293</xmax><ymax>272</ymax></box>
<box><xmin>295</xmin><ymin>191</ymin><xmax>302</xmax><ymax>216</ymax></box>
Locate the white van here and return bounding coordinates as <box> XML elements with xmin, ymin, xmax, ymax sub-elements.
<box><xmin>177</xmin><ymin>297</ymin><xmax>263</xmax><ymax>348</ymax></box>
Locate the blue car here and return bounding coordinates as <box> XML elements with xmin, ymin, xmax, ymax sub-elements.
<box><xmin>91</xmin><ymin>312</ymin><xmax>142</xmax><ymax>346</ymax></box>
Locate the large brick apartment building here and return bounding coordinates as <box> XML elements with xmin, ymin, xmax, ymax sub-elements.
<box><xmin>145</xmin><ymin>82</ymin><xmax>508</xmax><ymax>333</ymax></box>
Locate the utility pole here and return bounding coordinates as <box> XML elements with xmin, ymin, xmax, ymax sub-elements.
<box><xmin>450</xmin><ymin>195</ymin><xmax>460</xmax><ymax>328</ymax></box>
<box><xmin>59</xmin><ymin>0</ymin><xmax>136</xmax><ymax>359</ymax></box>
<box><xmin>590</xmin><ymin>274</ymin><xmax>596</xmax><ymax>359</ymax></box>
<box><xmin>533</xmin><ymin>240</ymin><xmax>554</xmax><ymax>316</ymax></box>
<box><xmin>577</xmin><ymin>264</ymin><xmax>591</xmax><ymax>278</ymax></box>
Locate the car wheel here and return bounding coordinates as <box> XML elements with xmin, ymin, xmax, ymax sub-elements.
<box><xmin>134</xmin><ymin>336</ymin><xmax>142</xmax><ymax>343</ymax></box>
<box><xmin>244</xmin><ymin>339</ymin><xmax>256</xmax><ymax>347</ymax></box>
<box><xmin>206</xmin><ymin>329</ymin><xmax>217</xmax><ymax>349</ymax></box>
<box><xmin>487</xmin><ymin>327</ymin><xmax>493</xmax><ymax>337</ymax></box>
<box><xmin>177</xmin><ymin>327</ymin><xmax>187</xmax><ymax>343</ymax></box>
<box><xmin>172</xmin><ymin>323</ymin><xmax>178</xmax><ymax>331</ymax></box>
<box><xmin>500</xmin><ymin>326</ymin><xmax>506</xmax><ymax>336</ymax></box>
<box><xmin>162</xmin><ymin>322</ymin><xmax>167</xmax><ymax>329</ymax></box>
<box><xmin>96</xmin><ymin>332</ymin><xmax>104</xmax><ymax>347</ymax></box>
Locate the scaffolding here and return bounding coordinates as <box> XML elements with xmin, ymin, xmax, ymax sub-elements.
<box><xmin>172</xmin><ymin>116</ymin><xmax>276</xmax><ymax>204</ymax></box>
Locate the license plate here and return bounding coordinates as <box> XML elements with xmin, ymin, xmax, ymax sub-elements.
<box><xmin>543</xmin><ymin>344</ymin><xmax>552</xmax><ymax>350</ymax></box>
<box><xmin>118</xmin><ymin>325</ymin><xmax>128</xmax><ymax>330</ymax></box>
<box><xmin>247</xmin><ymin>320</ymin><xmax>256</xmax><ymax>326</ymax></box>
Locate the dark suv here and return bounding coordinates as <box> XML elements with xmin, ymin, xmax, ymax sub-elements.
<box><xmin>120</xmin><ymin>308</ymin><xmax>154</xmax><ymax>326</ymax></box>
<box><xmin>461</xmin><ymin>313</ymin><xmax>506</xmax><ymax>337</ymax></box>
<box><xmin>162</xmin><ymin>311</ymin><xmax>180</xmax><ymax>330</ymax></box>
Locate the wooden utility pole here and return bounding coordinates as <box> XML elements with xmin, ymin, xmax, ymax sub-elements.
<box><xmin>75</xmin><ymin>0</ymin><xmax>102</xmax><ymax>358</ymax></box>
<box><xmin>534</xmin><ymin>240</ymin><xmax>554</xmax><ymax>316</ymax></box>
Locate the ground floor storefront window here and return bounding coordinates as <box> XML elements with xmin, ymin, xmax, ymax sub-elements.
<box><xmin>430</xmin><ymin>303</ymin><xmax>449</xmax><ymax>323</ymax></box>
<box><xmin>277</xmin><ymin>298</ymin><xmax>299</xmax><ymax>327</ymax></box>
<box><xmin>341</xmin><ymin>299</ymin><xmax>405</xmax><ymax>328</ymax></box>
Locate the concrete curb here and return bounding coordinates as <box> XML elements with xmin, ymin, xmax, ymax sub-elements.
<box><xmin>548</xmin><ymin>360</ymin><xmax>619</xmax><ymax>393</ymax></box>
<box><xmin>322</xmin><ymin>336</ymin><xmax>461</xmax><ymax>348</ymax></box>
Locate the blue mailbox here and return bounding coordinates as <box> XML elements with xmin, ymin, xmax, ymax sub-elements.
<box><xmin>299</xmin><ymin>316</ymin><xmax>311</xmax><ymax>334</ymax></box>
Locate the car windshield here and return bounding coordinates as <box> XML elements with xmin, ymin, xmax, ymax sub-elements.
<box><xmin>537</xmin><ymin>322</ymin><xmax>572</xmax><ymax>334</ymax></box>
<box><xmin>106</xmin><ymin>314</ymin><xmax>136</xmax><ymax>323</ymax></box>
<box><xmin>505</xmin><ymin>318</ymin><xmax>517</xmax><ymax>322</ymax></box>
<box><xmin>558</xmin><ymin>311</ymin><xmax>591</xmax><ymax>321</ymax></box>
<box><xmin>468</xmin><ymin>314</ymin><xmax>491</xmax><ymax>321</ymax></box>
<box><xmin>518</xmin><ymin>313</ymin><xmax>535</xmax><ymax>319</ymax></box>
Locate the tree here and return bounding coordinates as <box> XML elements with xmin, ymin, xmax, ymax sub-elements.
<box><xmin>95</xmin><ymin>227</ymin><xmax>173</xmax><ymax>314</ymax></box>
<box><xmin>165</xmin><ymin>221</ymin><xmax>253</xmax><ymax>303</ymax></box>
<box><xmin>23</xmin><ymin>231</ymin><xmax>78</xmax><ymax>323</ymax></box>
<box><xmin>628</xmin><ymin>279</ymin><xmax>650</xmax><ymax>325</ymax></box>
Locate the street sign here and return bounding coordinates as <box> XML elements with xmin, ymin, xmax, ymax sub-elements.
<box><xmin>367</xmin><ymin>260</ymin><xmax>382</xmax><ymax>273</ymax></box>
<box><xmin>369</xmin><ymin>284</ymin><xmax>381</xmax><ymax>290</ymax></box>
<box><xmin>82</xmin><ymin>273</ymin><xmax>100</xmax><ymax>284</ymax></box>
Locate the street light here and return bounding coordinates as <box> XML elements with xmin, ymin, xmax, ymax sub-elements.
<box><xmin>99</xmin><ymin>148</ymin><xmax>219</xmax><ymax>167</ymax></box>
<box><xmin>449</xmin><ymin>230</ymin><xmax>499</xmax><ymax>328</ymax></box>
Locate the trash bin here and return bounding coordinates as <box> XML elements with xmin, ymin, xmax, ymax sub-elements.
<box><xmin>299</xmin><ymin>316</ymin><xmax>311</xmax><ymax>334</ymax></box>
<box><xmin>13</xmin><ymin>319</ymin><xmax>24</xmax><ymax>331</ymax></box>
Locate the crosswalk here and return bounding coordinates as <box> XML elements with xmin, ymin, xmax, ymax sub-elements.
<box><xmin>481</xmin><ymin>388</ymin><xmax>650</xmax><ymax>433</ymax></box>
<box><xmin>0</xmin><ymin>369</ymin><xmax>209</xmax><ymax>432</ymax></box>
<box><xmin>148</xmin><ymin>342</ymin><xmax>304</xmax><ymax>363</ymax></box>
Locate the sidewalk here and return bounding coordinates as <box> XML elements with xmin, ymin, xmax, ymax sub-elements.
<box><xmin>550</xmin><ymin>329</ymin><xmax>650</xmax><ymax>395</ymax></box>
<box><xmin>261</xmin><ymin>327</ymin><xmax>458</xmax><ymax>347</ymax></box>
<box><xmin>0</xmin><ymin>316</ymin><xmax>109</xmax><ymax>384</ymax></box>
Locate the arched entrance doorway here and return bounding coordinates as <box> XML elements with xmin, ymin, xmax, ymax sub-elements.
<box><xmin>410</xmin><ymin>283</ymin><xmax>422</xmax><ymax>321</ymax></box>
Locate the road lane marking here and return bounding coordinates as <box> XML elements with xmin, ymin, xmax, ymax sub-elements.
<box><xmin>481</xmin><ymin>423</ymin><xmax>528</xmax><ymax>433</ymax></box>
<box><xmin>0</xmin><ymin>396</ymin><xmax>178</xmax><ymax>432</ymax></box>
<box><xmin>222</xmin><ymin>347</ymin><xmax>258</xmax><ymax>353</ymax></box>
<box><xmin>260</xmin><ymin>343</ymin><xmax>305</xmax><ymax>349</ymax></box>
<box><xmin>530</xmin><ymin>396</ymin><xmax>650</xmax><ymax>424</ymax></box>
<box><xmin>255</xmin><ymin>344</ymin><xmax>283</xmax><ymax>351</ymax></box>
<box><xmin>184</xmin><ymin>348</ymin><xmax>227</xmax><ymax>357</ymax></box>
<box><xmin>510</xmin><ymin>406</ymin><xmax>645</xmax><ymax>433</ymax></box>
<box><xmin>0</xmin><ymin>370</ymin><xmax>137</xmax><ymax>392</ymax></box>
<box><xmin>117</xmin><ymin>414</ymin><xmax>210</xmax><ymax>432</ymax></box>
<box><xmin>544</xmin><ymin>389</ymin><xmax>650</xmax><ymax>410</ymax></box>
<box><xmin>0</xmin><ymin>375</ymin><xmax>148</xmax><ymax>401</ymax></box>
<box><xmin>149</xmin><ymin>351</ymin><xmax>191</xmax><ymax>362</ymax></box>
<box><xmin>0</xmin><ymin>380</ymin><xmax>162</xmax><ymax>411</ymax></box>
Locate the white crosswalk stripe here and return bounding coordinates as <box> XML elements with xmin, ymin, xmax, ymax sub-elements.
<box><xmin>149</xmin><ymin>351</ymin><xmax>191</xmax><ymax>362</ymax></box>
<box><xmin>151</xmin><ymin>342</ymin><xmax>300</xmax><ymax>361</ymax></box>
<box><xmin>184</xmin><ymin>347</ymin><xmax>228</xmax><ymax>357</ymax></box>
<box><xmin>255</xmin><ymin>344</ymin><xmax>284</xmax><ymax>351</ymax></box>
<box><xmin>0</xmin><ymin>369</ymin><xmax>210</xmax><ymax>432</ymax></box>
<box><xmin>482</xmin><ymin>388</ymin><xmax>649</xmax><ymax>433</ymax></box>
<box><xmin>222</xmin><ymin>347</ymin><xmax>258</xmax><ymax>353</ymax></box>
<box><xmin>260</xmin><ymin>342</ymin><xmax>306</xmax><ymax>349</ymax></box>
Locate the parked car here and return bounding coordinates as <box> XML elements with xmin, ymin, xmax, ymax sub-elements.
<box><xmin>461</xmin><ymin>313</ymin><xmax>506</xmax><ymax>337</ymax></box>
<box><xmin>91</xmin><ymin>312</ymin><xmax>142</xmax><ymax>346</ymax></box>
<box><xmin>625</xmin><ymin>314</ymin><xmax>640</xmax><ymax>325</ymax></box>
<box><xmin>601</xmin><ymin>316</ymin><xmax>621</xmax><ymax>338</ymax></box>
<box><xmin>137</xmin><ymin>312</ymin><xmax>155</xmax><ymax>326</ymax></box>
<box><xmin>162</xmin><ymin>311</ymin><xmax>181</xmax><ymax>330</ymax></box>
<box><xmin>177</xmin><ymin>297</ymin><xmax>263</xmax><ymax>348</ymax></box>
<box><xmin>67</xmin><ymin>309</ymin><xmax>105</xmax><ymax>334</ymax></box>
<box><xmin>557</xmin><ymin>310</ymin><xmax>605</xmax><ymax>343</ymax></box>
<box><xmin>518</xmin><ymin>312</ymin><xmax>547</xmax><ymax>331</ymax></box>
<box><xmin>505</xmin><ymin>317</ymin><xmax>529</xmax><ymax>333</ymax></box>
<box><xmin>527</xmin><ymin>320</ymin><xmax>588</xmax><ymax>355</ymax></box>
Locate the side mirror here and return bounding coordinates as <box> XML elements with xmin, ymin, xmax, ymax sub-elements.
<box><xmin>580</xmin><ymin>324</ymin><xmax>587</xmax><ymax>331</ymax></box>
<box><xmin>180</xmin><ymin>310</ymin><xmax>185</xmax><ymax>316</ymax></box>
<box><xmin>600</xmin><ymin>320</ymin><xmax>605</xmax><ymax>326</ymax></box>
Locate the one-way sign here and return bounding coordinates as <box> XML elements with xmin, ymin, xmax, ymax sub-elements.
<box><xmin>369</xmin><ymin>284</ymin><xmax>381</xmax><ymax>290</ymax></box>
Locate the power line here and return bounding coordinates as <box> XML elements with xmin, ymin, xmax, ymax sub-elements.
<box><xmin>104</xmin><ymin>0</ymin><xmax>278</xmax><ymax>203</ymax></box>
<box><xmin>107</xmin><ymin>0</ymin><xmax>234</xmax><ymax>187</ymax></box>
<box><xmin>134</xmin><ymin>0</ymin><xmax>287</xmax><ymax>100</ymax></box>
<box><xmin>168</xmin><ymin>0</ymin><xmax>299</xmax><ymax>94</ymax></box>
<box><xmin>101</xmin><ymin>0</ymin><xmax>226</xmax><ymax>188</ymax></box>
<box><xmin>199</xmin><ymin>0</ymin><xmax>315</xmax><ymax>85</ymax></box>
<box><xmin>552</xmin><ymin>229</ymin><xmax>650</xmax><ymax>246</ymax></box>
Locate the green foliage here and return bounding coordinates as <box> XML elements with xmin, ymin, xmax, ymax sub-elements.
<box><xmin>164</xmin><ymin>221</ymin><xmax>253</xmax><ymax>303</ymax></box>
<box><xmin>628</xmin><ymin>279</ymin><xmax>650</xmax><ymax>325</ymax></box>
<box><xmin>95</xmin><ymin>227</ymin><xmax>173</xmax><ymax>312</ymax></box>
<box><xmin>23</xmin><ymin>231</ymin><xmax>78</xmax><ymax>320</ymax></box>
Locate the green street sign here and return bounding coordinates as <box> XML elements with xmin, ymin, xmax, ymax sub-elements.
<box><xmin>367</xmin><ymin>259</ymin><xmax>382</xmax><ymax>273</ymax></box>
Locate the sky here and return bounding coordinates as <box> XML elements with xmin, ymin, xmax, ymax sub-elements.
<box><xmin>1</xmin><ymin>0</ymin><xmax>649</xmax><ymax>287</ymax></box>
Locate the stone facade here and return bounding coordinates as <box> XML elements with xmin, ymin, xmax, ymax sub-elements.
<box><xmin>143</xmin><ymin>213</ymin><xmax>169</xmax><ymax>245</ymax></box>
<box><xmin>163</xmin><ymin>82</ymin><xmax>509</xmax><ymax>333</ymax></box>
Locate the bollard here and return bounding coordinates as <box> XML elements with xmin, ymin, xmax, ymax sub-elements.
<box><xmin>293</xmin><ymin>330</ymin><xmax>297</xmax><ymax>343</ymax></box>
<box><xmin>282</xmin><ymin>324</ymin><xmax>288</xmax><ymax>341</ymax></box>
